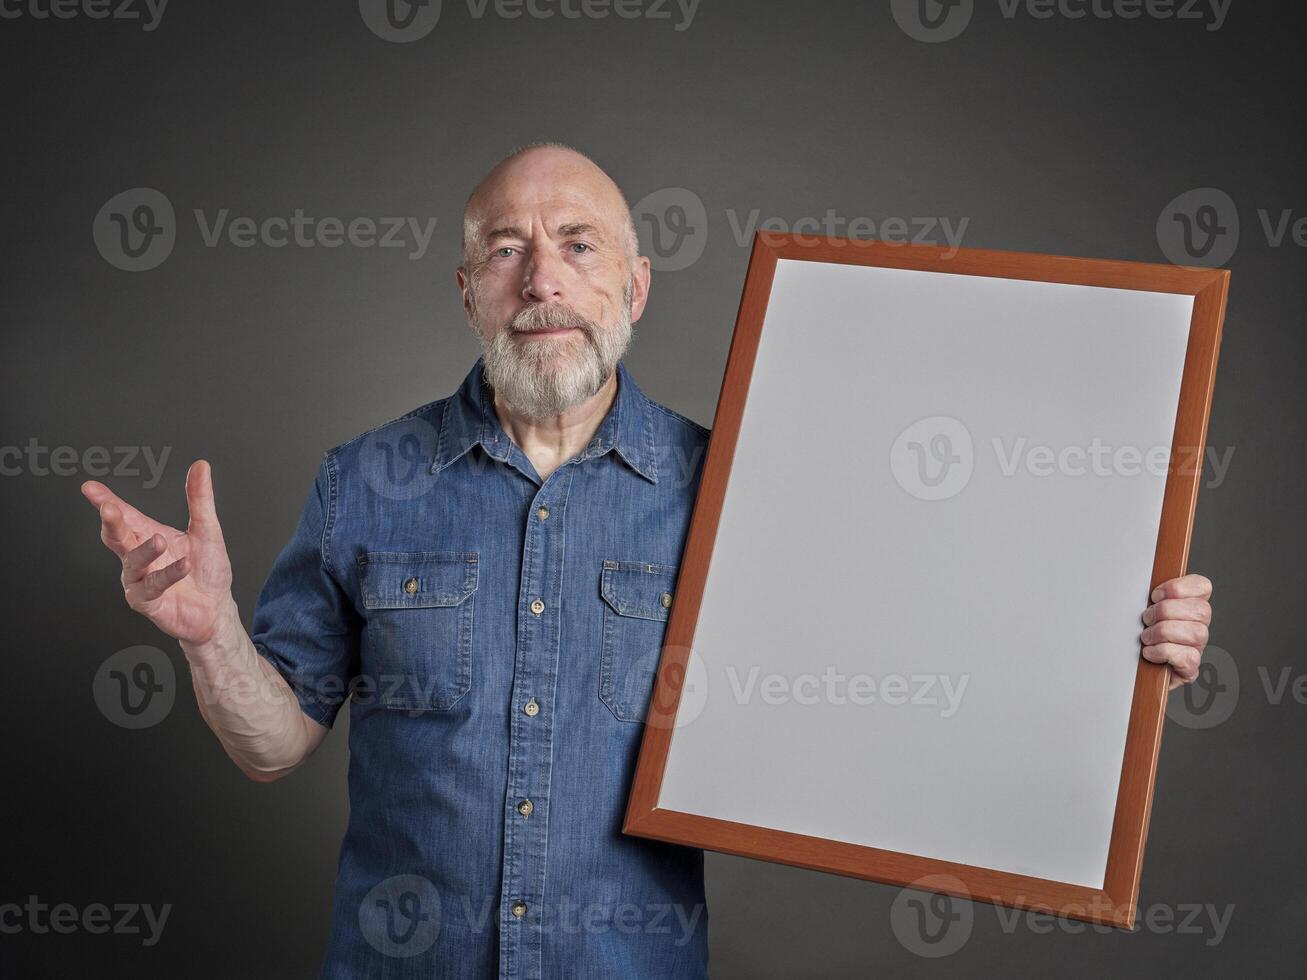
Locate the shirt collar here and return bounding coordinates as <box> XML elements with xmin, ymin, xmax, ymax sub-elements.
<box><xmin>432</xmin><ymin>355</ymin><xmax>660</xmax><ymax>484</ymax></box>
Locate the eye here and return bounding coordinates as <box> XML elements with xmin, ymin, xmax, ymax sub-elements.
<box><xmin>494</xmin><ymin>246</ymin><xmax>515</xmax><ymax>258</ymax></box>
<box><xmin>569</xmin><ymin>242</ymin><xmax>592</xmax><ymax>254</ymax></box>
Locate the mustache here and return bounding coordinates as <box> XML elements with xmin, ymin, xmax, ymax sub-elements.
<box><xmin>509</xmin><ymin>303</ymin><xmax>596</xmax><ymax>334</ymax></box>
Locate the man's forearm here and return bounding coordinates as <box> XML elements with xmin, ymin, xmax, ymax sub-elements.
<box><xmin>181</xmin><ymin>598</ymin><xmax>325</xmax><ymax>782</ymax></box>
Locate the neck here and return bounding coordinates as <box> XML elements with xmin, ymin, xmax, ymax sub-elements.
<box><xmin>492</xmin><ymin>370</ymin><xmax>618</xmax><ymax>482</ymax></box>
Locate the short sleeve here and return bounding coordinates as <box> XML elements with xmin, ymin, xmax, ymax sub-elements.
<box><xmin>249</xmin><ymin>457</ymin><xmax>360</xmax><ymax>728</ymax></box>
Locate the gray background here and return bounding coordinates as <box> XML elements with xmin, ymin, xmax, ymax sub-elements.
<box><xmin>1</xmin><ymin>0</ymin><xmax>1301</xmax><ymax>976</ymax></box>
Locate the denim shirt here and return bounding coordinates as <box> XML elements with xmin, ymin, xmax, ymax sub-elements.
<box><xmin>250</xmin><ymin>355</ymin><xmax>713</xmax><ymax>979</ymax></box>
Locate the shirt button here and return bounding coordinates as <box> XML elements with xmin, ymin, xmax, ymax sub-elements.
<box><xmin>530</xmin><ymin>598</ymin><xmax>545</xmax><ymax>615</ymax></box>
<box><xmin>403</xmin><ymin>577</ymin><xmax>419</xmax><ymax>595</ymax></box>
<box><xmin>511</xmin><ymin>901</ymin><xmax>527</xmax><ymax>919</ymax></box>
<box><xmin>523</xmin><ymin>697</ymin><xmax>539</xmax><ymax>717</ymax></box>
<box><xmin>661</xmin><ymin>591</ymin><xmax>673</xmax><ymax>609</ymax></box>
<box><xmin>537</xmin><ymin>505</ymin><xmax>550</xmax><ymax>520</ymax></box>
<box><xmin>517</xmin><ymin>799</ymin><xmax>533</xmax><ymax>817</ymax></box>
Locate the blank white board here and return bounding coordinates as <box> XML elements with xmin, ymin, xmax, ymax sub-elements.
<box><xmin>625</xmin><ymin>235</ymin><xmax>1229</xmax><ymax>927</ymax></box>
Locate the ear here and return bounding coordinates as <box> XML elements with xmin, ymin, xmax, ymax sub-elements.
<box><xmin>628</xmin><ymin>254</ymin><xmax>652</xmax><ymax>324</ymax></box>
<box><xmin>456</xmin><ymin>266</ymin><xmax>475</xmax><ymax>323</ymax></box>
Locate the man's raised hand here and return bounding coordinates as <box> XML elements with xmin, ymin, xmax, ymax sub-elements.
<box><xmin>81</xmin><ymin>460</ymin><xmax>235</xmax><ymax>647</ymax></box>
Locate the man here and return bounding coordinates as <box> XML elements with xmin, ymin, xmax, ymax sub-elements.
<box><xmin>81</xmin><ymin>143</ymin><xmax>1215</xmax><ymax>978</ymax></box>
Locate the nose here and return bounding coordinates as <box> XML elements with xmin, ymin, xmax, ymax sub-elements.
<box><xmin>521</xmin><ymin>246</ymin><xmax>565</xmax><ymax>304</ymax></box>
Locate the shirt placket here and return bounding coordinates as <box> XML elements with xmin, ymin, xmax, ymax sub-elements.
<box><xmin>497</xmin><ymin>465</ymin><xmax>575</xmax><ymax>980</ymax></box>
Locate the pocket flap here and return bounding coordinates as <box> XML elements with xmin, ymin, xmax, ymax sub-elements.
<box><xmin>600</xmin><ymin>559</ymin><xmax>677</xmax><ymax>621</ymax></box>
<box><xmin>359</xmin><ymin>552</ymin><xmax>479</xmax><ymax>609</ymax></box>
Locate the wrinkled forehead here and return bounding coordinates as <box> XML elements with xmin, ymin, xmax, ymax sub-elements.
<box><xmin>465</xmin><ymin>155</ymin><xmax>630</xmax><ymax>249</ymax></box>
<box><xmin>470</xmin><ymin>184</ymin><xmax>627</xmax><ymax>245</ymax></box>
<box><xmin>473</xmin><ymin>186</ymin><xmax>617</xmax><ymax>238</ymax></box>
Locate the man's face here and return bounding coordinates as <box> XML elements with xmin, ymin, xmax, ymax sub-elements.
<box><xmin>458</xmin><ymin>151</ymin><xmax>650</xmax><ymax>419</ymax></box>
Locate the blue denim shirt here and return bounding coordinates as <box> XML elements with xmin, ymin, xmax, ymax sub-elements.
<box><xmin>250</xmin><ymin>355</ymin><xmax>713</xmax><ymax>979</ymax></box>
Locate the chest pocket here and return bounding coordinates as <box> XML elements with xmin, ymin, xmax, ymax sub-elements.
<box><xmin>598</xmin><ymin>559</ymin><xmax>678</xmax><ymax>723</ymax></box>
<box><xmin>358</xmin><ymin>551</ymin><xmax>478</xmax><ymax>711</ymax></box>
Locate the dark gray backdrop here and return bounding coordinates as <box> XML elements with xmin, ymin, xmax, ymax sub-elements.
<box><xmin>2</xmin><ymin>0</ymin><xmax>1302</xmax><ymax>976</ymax></box>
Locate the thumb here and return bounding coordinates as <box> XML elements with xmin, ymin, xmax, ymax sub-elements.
<box><xmin>185</xmin><ymin>459</ymin><xmax>223</xmax><ymax>535</ymax></box>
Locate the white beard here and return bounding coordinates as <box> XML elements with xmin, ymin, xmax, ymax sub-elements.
<box><xmin>476</xmin><ymin>280</ymin><xmax>635</xmax><ymax>419</ymax></box>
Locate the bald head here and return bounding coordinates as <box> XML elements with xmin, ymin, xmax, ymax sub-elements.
<box><xmin>454</xmin><ymin>141</ymin><xmax>653</xmax><ymax>419</ymax></box>
<box><xmin>461</xmin><ymin>142</ymin><xmax>639</xmax><ymax>273</ymax></box>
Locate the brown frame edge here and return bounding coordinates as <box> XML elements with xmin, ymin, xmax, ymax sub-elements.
<box><xmin>624</xmin><ymin>232</ymin><xmax>1230</xmax><ymax>930</ymax></box>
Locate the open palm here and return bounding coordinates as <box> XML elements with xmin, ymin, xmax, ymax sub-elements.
<box><xmin>82</xmin><ymin>460</ymin><xmax>233</xmax><ymax>645</ymax></box>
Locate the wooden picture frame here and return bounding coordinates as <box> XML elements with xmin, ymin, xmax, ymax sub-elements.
<box><xmin>624</xmin><ymin>232</ymin><xmax>1229</xmax><ymax>929</ymax></box>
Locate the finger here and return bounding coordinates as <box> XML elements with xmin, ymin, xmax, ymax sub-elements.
<box><xmin>1140</xmin><ymin>619</ymin><xmax>1209</xmax><ymax>649</ymax></box>
<box><xmin>82</xmin><ymin>481</ymin><xmax>153</xmax><ymax>528</ymax></box>
<box><xmin>81</xmin><ymin>480</ymin><xmax>113</xmax><ymax>505</ymax></box>
<box><xmin>1150</xmin><ymin>573</ymin><xmax>1213</xmax><ymax>603</ymax></box>
<box><xmin>122</xmin><ymin>533</ymin><xmax>167</xmax><ymax>584</ymax></box>
<box><xmin>1142</xmin><ymin>642</ymin><xmax>1201</xmax><ymax>678</ymax></box>
<box><xmin>185</xmin><ymin>460</ymin><xmax>223</xmax><ymax>535</ymax></box>
<box><xmin>98</xmin><ymin>502</ymin><xmax>140</xmax><ymax>559</ymax></box>
<box><xmin>1141</xmin><ymin>597</ymin><xmax>1212</xmax><ymax>627</ymax></box>
<box><xmin>132</xmin><ymin>556</ymin><xmax>191</xmax><ymax>603</ymax></box>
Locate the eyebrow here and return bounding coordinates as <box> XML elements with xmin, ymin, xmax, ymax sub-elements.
<box><xmin>482</xmin><ymin>222</ymin><xmax>606</xmax><ymax>245</ymax></box>
<box><xmin>557</xmin><ymin>222</ymin><xmax>600</xmax><ymax>238</ymax></box>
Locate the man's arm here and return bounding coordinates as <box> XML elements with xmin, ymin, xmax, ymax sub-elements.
<box><xmin>82</xmin><ymin>460</ymin><xmax>326</xmax><ymax>782</ymax></box>
<box><xmin>183</xmin><ymin>596</ymin><xmax>328</xmax><ymax>782</ymax></box>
